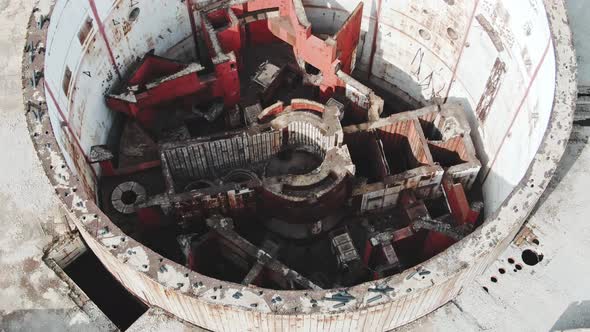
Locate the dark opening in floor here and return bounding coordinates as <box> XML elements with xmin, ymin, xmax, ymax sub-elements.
<box><xmin>64</xmin><ymin>251</ymin><xmax>148</xmax><ymax>330</ymax></box>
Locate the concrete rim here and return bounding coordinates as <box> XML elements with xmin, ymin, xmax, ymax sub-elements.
<box><xmin>21</xmin><ymin>0</ymin><xmax>576</xmax><ymax>327</ymax></box>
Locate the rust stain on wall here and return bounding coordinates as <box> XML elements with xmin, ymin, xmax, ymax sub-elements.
<box><xmin>476</xmin><ymin>14</ymin><xmax>505</xmax><ymax>53</ymax></box>
<box><xmin>476</xmin><ymin>57</ymin><xmax>506</xmax><ymax>123</ymax></box>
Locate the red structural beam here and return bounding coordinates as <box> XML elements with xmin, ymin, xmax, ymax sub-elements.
<box><xmin>97</xmin><ymin>159</ymin><xmax>161</xmax><ymax>178</ymax></box>
<box><xmin>257</xmin><ymin>99</ymin><xmax>329</xmax><ymax>122</ymax></box>
<box><xmin>208</xmin><ymin>9</ymin><xmax>244</xmax><ymax>65</ymax></box>
<box><xmin>200</xmin><ymin>14</ymin><xmax>241</xmax><ymax>106</ymax></box>
<box><xmin>243</xmin><ymin>0</ymin><xmax>363</xmax><ymax>97</ymax></box>
<box><xmin>423</xmin><ymin>174</ymin><xmax>481</xmax><ymax>258</ymax></box>
<box><xmin>106</xmin><ymin>53</ymin><xmax>238</xmax><ymax>128</ymax></box>
<box><xmin>127</xmin><ymin>54</ymin><xmax>187</xmax><ymax>86</ymax></box>
<box><xmin>106</xmin><ymin>64</ymin><xmax>203</xmax><ymax>128</ymax></box>
<box><xmin>107</xmin><ymin>1</ymin><xmax>363</xmax><ymax>129</ymax></box>
<box><xmin>441</xmin><ymin>174</ymin><xmax>480</xmax><ymax>225</ymax></box>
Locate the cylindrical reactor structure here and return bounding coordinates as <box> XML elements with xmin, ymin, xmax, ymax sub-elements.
<box><xmin>23</xmin><ymin>0</ymin><xmax>576</xmax><ymax>330</ymax></box>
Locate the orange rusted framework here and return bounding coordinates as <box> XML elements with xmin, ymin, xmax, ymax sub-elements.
<box><xmin>105</xmin><ymin>0</ymin><xmax>363</xmax><ymax>130</ymax></box>
<box><xmin>243</xmin><ymin>0</ymin><xmax>363</xmax><ymax>97</ymax></box>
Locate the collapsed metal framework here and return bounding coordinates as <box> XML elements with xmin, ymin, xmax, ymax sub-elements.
<box><xmin>90</xmin><ymin>0</ymin><xmax>483</xmax><ymax>290</ymax></box>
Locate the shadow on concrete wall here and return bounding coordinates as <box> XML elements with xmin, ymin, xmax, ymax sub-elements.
<box><xmin>550</xmin><ymin>301</ymin><xmax>590</xmax><ymax>331</ymax></box>
<box><xmin>530</xmin><ymin>126</ymin><xmax>588</xmax><ymax>216</ymax></box>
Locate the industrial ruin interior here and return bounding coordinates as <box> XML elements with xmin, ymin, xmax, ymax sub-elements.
<box><xmin>90</xmin><ymin>1</ymin><xmax>486</xmax><ymax>290</ymax></box>
<box><xmin>2</xmin><ymin>0</ymin><xmax>588</xmax><ymax>330</ymax></box>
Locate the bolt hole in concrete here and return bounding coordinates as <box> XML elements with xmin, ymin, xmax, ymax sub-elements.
<box><xmin>482</xmin><ymin>286</ymin><xmax>489</xmax><ymax>293</ymax></box>
<box><xmin>515</xmin><ymin>264</ymin><xmax>523</xmax><ymax>270</ymax></box>
<box><xmin>419</xmin><ymin>29</ymin><xmax>431</xmax><ymax>40</ymax></box>
<box><xmin>532</xmin><ymin>238</ymin><xmax>540</xmax><ymax>245</ymax></box>
<box><xmin>128</xmin><ymin>7</ymin><xmax>140</xmax><ymax>21</ymax></box>
<box><xmin>499</xmin><ymin>268</ymin><xmax>506</xmax><ymax>274</ymax></box>
<box><xmin>447</xmin><ymin>27</ymin><xmax>459</xmax><ymax>40</ymax></box>
<box><xmin>121</xmin><ymin>190</ymin><xmax>138</xmax><ymax>205</ymax></box>
<box><xmin>508</xmin><ymin>257</ymin><xmax>515</xmax><ymax>264</ymax></box>
<box><xmin>64</xmin><ymin>251</ymin><xmax>147</xmax><ymax>329</ymax></box>
<box><xmin>491</xmin><ymin>276</ymin><xmax>498</xmax><ymax>283</ymax></box>
<box><xmin>521</xmin><ymin>249</ymin><xmax>544</xmax><ymax>266</ymax></box>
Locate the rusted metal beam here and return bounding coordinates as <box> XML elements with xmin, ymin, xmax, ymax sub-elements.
<box><xmin>242</xmin><ymin>239</ymin><xmax>280</xmax><ymax>285</ymax></box>
<box><xmin>207</xmin><ymin>215</ymin><xmax>322</xmax><ymax>290</ymax></box>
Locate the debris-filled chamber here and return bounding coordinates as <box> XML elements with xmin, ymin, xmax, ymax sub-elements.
<box><xmin>25</xmin><ymin>0</ymin><xmax>575</xmax><ymax>330</ymax></box>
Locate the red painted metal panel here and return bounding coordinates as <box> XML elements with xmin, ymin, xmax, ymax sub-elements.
<box><xmin>423</xmin><ymin>175</ymin><xmax>481</xmax><ymax>258</ymax></box>
<box><xmin>128</xmin><ymin>55</ymin><xmax>187</xmax><ymax>86</ymax></box>
<box><xmin>333</xmin><ymin>3</ymin><xmax>364</xmax><ymax>73</ymax></box>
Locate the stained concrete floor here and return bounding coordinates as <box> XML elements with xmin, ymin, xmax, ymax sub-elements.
<box><xmin>0</xmin><ymin>0</ymin><xmax>114</xmax><ymax>331</ymax></box>
<box><xmin>0</xmin><ymin>0</ymin><xmax>589</xmax><ymax>331</ymax></box>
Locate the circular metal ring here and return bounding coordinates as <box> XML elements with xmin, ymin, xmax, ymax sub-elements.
<box><xmin>110</xmin><ymin>181</ymin><xmax>146</xmax><ymax>215</ymax></box>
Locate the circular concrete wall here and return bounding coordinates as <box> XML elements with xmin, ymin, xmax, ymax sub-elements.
<box><xmin>23</xmin><ymin>0</ymin><xmax>576</xmax><ymax>330</ymax></box>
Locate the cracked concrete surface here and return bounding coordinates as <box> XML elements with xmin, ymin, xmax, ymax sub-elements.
<box><xmin>0</xmin><ymin>0</ymin><xmax>589</xmax><ymax>331</ymax></box>
<box><xmin>0</xmin><ymin>0</ymin><xmax>113</xmax><ymax>331</ymax></box>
